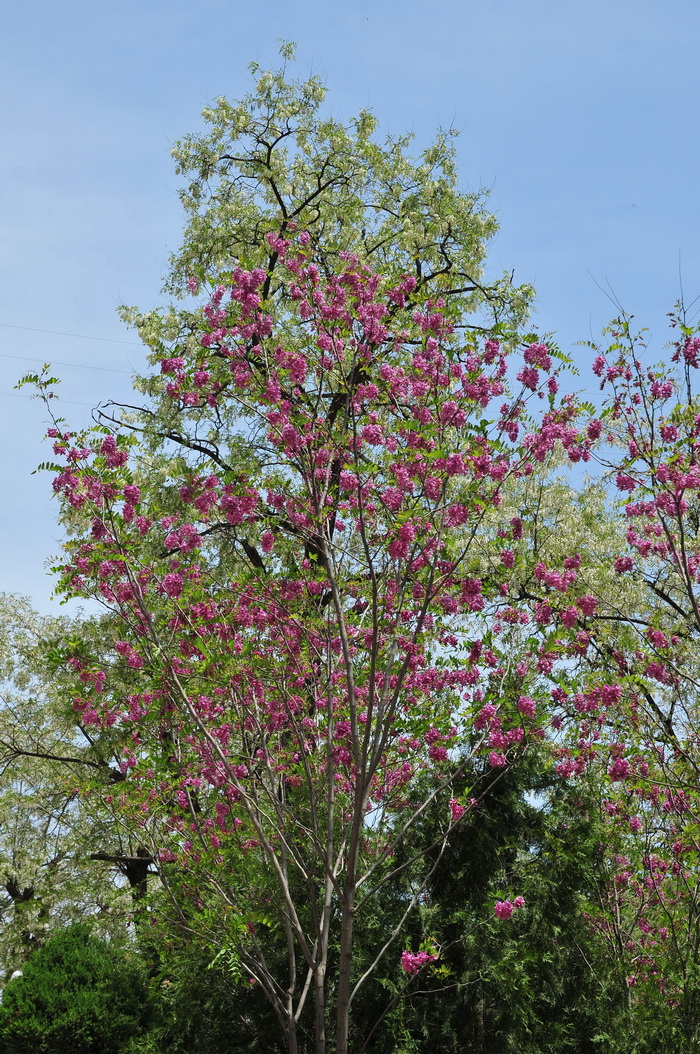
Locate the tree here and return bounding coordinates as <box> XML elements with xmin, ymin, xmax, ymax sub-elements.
<box><xmin>479</xmin><ymin>307</ymin><xmax>700</xmax><ymax>1049</ymax></box>
<box><xmin>29</xmin><ymin>47</ymin><xmax>600</xmax><ymax>1054</ymax></box>
<box><xmin>0</xmin><ymin>922</ymin><xmax>152</xmax><ymax>1054</ymax></box>
<box><xmin>0</xmin><ymin>594</ymin><xmax>149</xmax><ymax>977</ymax></box>
<box><xmin>555</xmin><ymin>309</ymin><xmax>700</xmax><ymax>1047</ymax></box>
<box><xmin>391</xmin><ymin>761</ymin><xmax>615</xmax><ymax>1054</ymax></box>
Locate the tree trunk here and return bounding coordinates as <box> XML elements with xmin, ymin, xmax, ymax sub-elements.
<box><xmin>314</xmin><ymin>963</ymin><xmax>326</xmax><ymax>1054</ymax></box>
<box><xmin>285</xmin><ymin>1014</ymin><xmax>299</xmax><ymax>1054</ymax></box>
<box><xmin>334</xmin><ymin>893</ymin><xmax>355</xmax><ymax>1054</ymax></box>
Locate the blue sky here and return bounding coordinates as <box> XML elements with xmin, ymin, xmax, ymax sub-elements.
<box><xmin>2</xmin><ymin>0</ymin><xmax>699</xmax><ymax>611</ymax></box>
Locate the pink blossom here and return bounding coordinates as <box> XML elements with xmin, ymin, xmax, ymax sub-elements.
<box><xmin>644</xmin><ymin>661</ymin><xmax>670</xmax><ymax>683</ymax></box>
<box><xmin>280</xmin><ymin>424</ymin><xmax>302</xmax><ymax>452</ymax></box>
<box><xmin>382</xmin><ymin>487</ymin><xmax>404</xmax><ymax>511</ymax></box>
<box><xmin>576</xmin><ymin>594</ymin><xmax>597</xmax><ymax>616</ymax></box>
<box><xmin>523</xmin><ymin>342</ymin><xmax>551</xmax><ymax>370</ymax></box>
<box><xmin>517</xmin><ymin>366</ymin><xmax>540</xmax><ymax>391</ymax></box>
<box><xmin>424</xmin><ymin>476</ymin><xmax>442</xmax><ymax>501</ymax></box>
<box><xmin>494</xmin><ymin>899</ymin><xmax>513</xmax><ymax>920</ymax></box>
<box><xmin>650</xmin><ymin>380</ymin><xmax>673</xmax><ymax>400</ymax></box>
<box><xmin>475</xmin><ymin>704</ymin><xmax>498</xmax><ymax>730</ymax></box>
<box><xmin>99</xmin><ymin>434</ymin><xmax>128</xmax><ymax>468</ymax></box>
<box><xmin>123</xmin><ymin>485</ymin><xmax>141</xmax><ymax>504</ymax></box>
<box><xmin>361</xmin><ymin>423</ymin><xmax>384</xmax><ymax>445</ymax></box>
<box><xmin>616</xmin><ymin>473</ymin><xmax>637</xmax><ymax>492</ymax></box>
<box><xmin>160</xmin><ymin>357</ymin><xmax>184</xmax><ymax>375</ymax></box>
<box><xmin>162</xmin><ymin>573</ymin><xmax>184</xmax><ymax>598</ymax></box>
<box><xmin>517</xmin><ymin>695</ymin><xmax>536</xmax><ymax>719</ymax></box>
<box><xmin>388</xmin><ymin>523</ymin><xmax>415</xmax><ymax>560</ymax></box>
<box><xmin>429</xmin><ymin>745</ymin><xmax>448</xmax><ymax>762</ymax></box>
<box><xmin>608</xmin><ymin>757</ymin><xmax>630</xmax><ymax>781</ymax></box>
<box><xmin>449</xmin><ymin>798</ymin><xmax>466</xmax><ymax>821</ymax></box>
<box><xmin>494</xmin><ymin>898</ymin><xmax>524</xmax><ymax>920</ymax></box>
<box><xmin>535</xmin><ymin>649</ymin><xmax>552</xmax><ymax>674</ymax></box>
<box><xmin>401</xmin><ymin>950</ymin><xmax>437</xmax><ymax>975</ymax></box>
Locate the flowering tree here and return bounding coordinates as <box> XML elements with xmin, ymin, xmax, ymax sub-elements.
<box><xmin>42</xmin><ymin>239</ymin><xmax>592</xmax><ymax>1053</ymax></box>
<box><xmin>579</xmin><ymin>312</ymin><xmax>700</xmax><ymax>1038</ymax></box>
<box><xmin>488</xmin><ymin>309</ymin><xmax>700</xmax><ymax>1044</ymax></box>
<box><xmin>28</xmin><ymin>49</ymin><xmax>608</xmax><ymax>1054</ymax></box>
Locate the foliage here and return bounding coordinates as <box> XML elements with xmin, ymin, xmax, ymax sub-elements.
<box><xmin>0</xmin><ymin>923</ymin><xmax>151</xmax><ymax>1054</ymax></box>
<box><xmin>161</xmin><ymin>41</ymin><xmax>531</xmax><ymax>320</ymax></box>
<box><xmin>350</xmin><ymin>759</ymin><xmax>609</xmax><ymax>1054</ymax></box>
<box><xmin>126</xmin><ymin>936</ymin><xmax>284</xmax><ymax>1054</ymax></box>
<box><xmin>0</xmin><ymin>595</ymin><xmax>147</xmax><ymax>977</ymax></box>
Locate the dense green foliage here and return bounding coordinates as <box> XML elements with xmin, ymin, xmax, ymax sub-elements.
<box><xmin>0</xmin><ymin>924</ymin><xmax>151</xmax><ymax>1054</ymax></box>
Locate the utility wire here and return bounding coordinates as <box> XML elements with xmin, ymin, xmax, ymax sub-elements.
<box><xmin>0</xmin><ymin>351</ymin><xmax>132</xmax><ymax>375</ymax></box>
<box><xmin>0</xmin><ymin>322</ymin><xmax>142</xmax><ymax>346</ymax></box>
<box><xmin>0</xmin><ymin>391</ymin><xmax>97</xmax><ymax>407</ymax></box>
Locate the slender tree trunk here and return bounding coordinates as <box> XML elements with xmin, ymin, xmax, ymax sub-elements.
<box><xmin>334</xmin><ymin>890</ymin><xmax>356</xmax><ymax>1054</ymax></box>
<box><xmin>335</xmin><ymin>800</ymin><xmax>364</xmax><ymax>1054</ymax></box>
<box><xmin>314</xmin><ymin>963</ymin><xmax>326</xmax><ymax>1054</ymax></box>
<box><xmin>285</xmin><ymin>1017</ymin><xmax>299</xmax><ymax>1054</ymax></box>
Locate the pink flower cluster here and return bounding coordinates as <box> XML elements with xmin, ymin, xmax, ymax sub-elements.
<box><xmin>449</xmin><ymin>798</ymin><xmax>466</xmax><ymax>821</ymax></box>
<box><xmin>494</xmin><ymin>897</ymin><xmax>525</xmax><ymax>920</ymax></box>
<box><xmin>401</xmin><ymin>950</ymin><xmax>438</xmax><ymax>975</ymax></box>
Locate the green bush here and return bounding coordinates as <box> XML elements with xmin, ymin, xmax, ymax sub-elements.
<box><xmin>0</xmin><ymin>923</ymin><xmax>152</xmax><ymax>1054</ymax></box>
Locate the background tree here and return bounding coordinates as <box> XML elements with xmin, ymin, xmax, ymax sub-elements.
<box><xmin>0</xmin><ymin>594</ymin><xmax>167</xmax><ymax>977</ymax></box>
<box><xmin>0</xmin><ymin>922</ymin><xmax>153</xmax><ymax>1054</ymax></box>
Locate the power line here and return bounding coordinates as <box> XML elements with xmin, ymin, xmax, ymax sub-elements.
<box><xmin>0</xmin><ymin>322</ymin><xmax>142</xmax><ymax>346</ymax></box>
<box><xmin>0</xmin><ymin>351</ymin><xmax>132</xmax><ymax>375</ymax></box>
<box><xmin>0</xmin><ymin>390</ymin><xmax>97</xmax><ymax>408</ymax></box>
